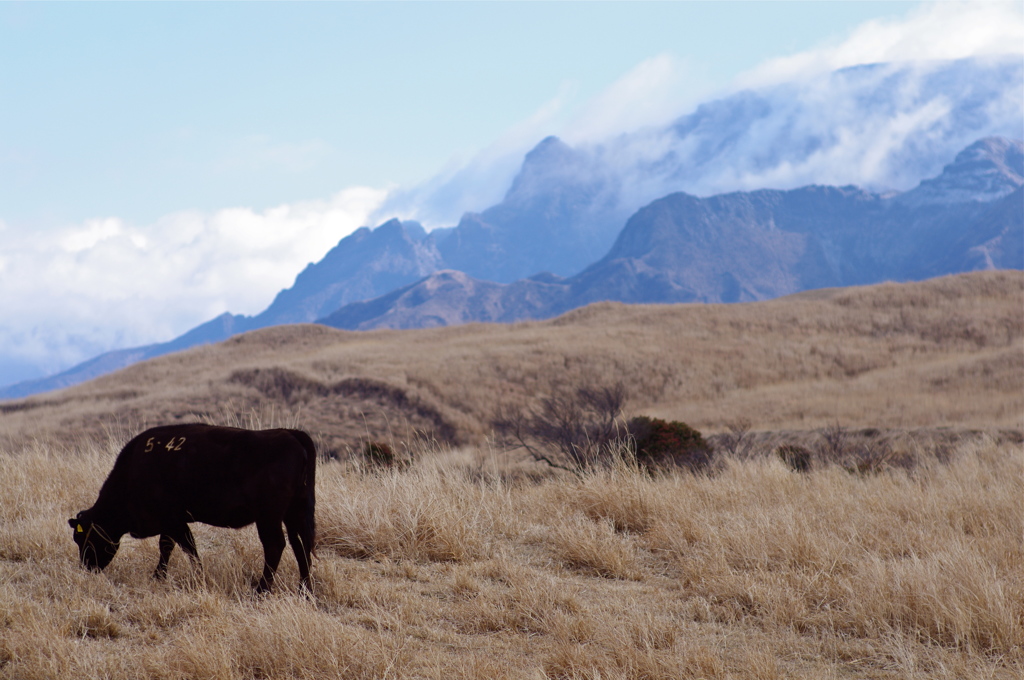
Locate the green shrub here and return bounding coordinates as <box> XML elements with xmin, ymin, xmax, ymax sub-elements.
<box><xmin>626</xmin><ymin>416</ymin><xmax>711</xmax><ymax>472</ymax></box>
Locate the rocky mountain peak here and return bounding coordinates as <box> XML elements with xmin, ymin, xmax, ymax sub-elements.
<box><xmin>899</xmin><ymin>136</ymin><xmax>1024</xmax><ymax>206</ymax></box>
<box><xmin>375</xmin><ymin>218</ymin><xmax>428</xmax><ymax>241</ymax></box>
<box><xmin>501</xmin><ymin>136</ymin><xmax>600</xmax><ymax>207</ymax></box>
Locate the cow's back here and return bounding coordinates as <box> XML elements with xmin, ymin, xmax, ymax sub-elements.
<box><xmin>98</xmin><ymin>424</ymin><xmax>314</xmax><ymax>534</ymax></box>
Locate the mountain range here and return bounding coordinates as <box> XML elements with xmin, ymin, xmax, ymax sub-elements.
<box><xmin>2</xmin><ymin>56</ymin><xmax>1021</xmax><ymax>400</ymax></box>
<box><xmin>382</xmin><ymin>55</ymin><xmax>1023</xmax><ymax>246</ymax></box>
<box><xmin>319</xmin><ymin>137</ymin><xmax>1023</xmax><ymax>331</ymax></box>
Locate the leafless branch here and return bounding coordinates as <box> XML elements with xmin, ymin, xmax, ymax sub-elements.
<box><xmin>491</xmin><ymin>381</ymin><xmax>629</xmax><ymax>473</ymax></box>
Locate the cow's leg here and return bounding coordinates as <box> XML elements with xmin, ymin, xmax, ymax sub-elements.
<box><xmin>155</xmin><ymin>526</ymin><xmax>201</xmax><ymax>580</ymax></box>
<box><xmin>170</xmin><ymin>524</ymin><xmax>201</xmax><ymax>566</ymax></box>
<box><xmin>285</xmin><ymin>495</ymin><xmax>315</xmax><ymax>595</ymax></box>
<box><xmin>154</xmin><ymin>534</ymin><xmax>175</xmax><ymax>580</ymax></box>
<box><xmin>284</xmin><ymin>513</ymin><xmax>314</xmax><ymax>595</ymax></box>
<box><xmin>255</xmin><ymin>520</ymin><xmax>286</xmax><ymax>593</ymax></box>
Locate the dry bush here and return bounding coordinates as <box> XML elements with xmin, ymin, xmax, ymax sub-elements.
<box><xmin>360</xmin><ymin>440</ymin><xmax>410</xmax><ymax>470</ymax></box>
<box><xmin>717</xmin><ymin>418</ymin><xmax>754</xmax><ymax>458</ymax></box>
<box><xmin>774</xmin><ymin>443</ymin><xmax>813</xmax><ymax>472</ymax></box>
<box><xmin>492</xmin><ymin>381</ymin><xmax>629</xmax><ymax>473</ymax></box>
<box><xmin>819</xmin><ymin>420</ymin><xmax>850</xmax><ymax>460</ymax></box>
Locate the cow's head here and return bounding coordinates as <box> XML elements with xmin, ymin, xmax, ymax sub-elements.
<box><xmin>68</xmin><ymin>511</ymin><xmax>120</xmax><ymax>571</ymax></box>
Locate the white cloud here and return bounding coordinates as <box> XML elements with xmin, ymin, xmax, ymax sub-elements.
<box><xmin>391</xmin><ymin>2</ymin><xmax>1024</xmax><ymax>231</ymax></box>
<box><xmin>375</xmin><ymin>82</ymin><xmax>578</xmax><ymax>228</ymax></box>
<box><xmin>736</xmin><ymin>1</ymin><xmax>1024</xmax><ymax>88</ymax></box>
<box><xmin>505</xmin><ymin>2</ymin><xmax>1024</xmax><ymax>214</ymax></box>
<box><xmin>562</xmin><ymin>54</ymin><xmax>703</xmax><ymax>144</ymax></box>
<box><xmin>376</xmin><ymin>57</ymin><xmax>715</xmax><ymax>229</ymax></box>
<box><xmin>0</xmin><ymin>186</ymin><xmax>386</xmax><ymax>381</ymax></box>
<box><xmin>592</xmin><ymin>52</ymin><xmax>1020</xmax><ymax>215</ymax></box>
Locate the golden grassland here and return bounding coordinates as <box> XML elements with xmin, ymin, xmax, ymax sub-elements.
<box><xmin>1</xmin><ymin>271</ymin><xmax>1021</xmax><ymax>455</ymax></box>
<box><xmin>0</xmin><ymin>434</ymin><xmax>1021</xmax><ymax>679</ymax></box>
<box><xmin>0</xmin><ymin>270</ymin><xmax>1022</xmax><ymax>678</ymax></box>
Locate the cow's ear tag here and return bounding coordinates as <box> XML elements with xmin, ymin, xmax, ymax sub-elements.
<box><xmin>77</xmin><ymin>524</ymin><xmax>84</xmax><ymax>533</ymax></box>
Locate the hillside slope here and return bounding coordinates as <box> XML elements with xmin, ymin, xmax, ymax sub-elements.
<box><xmin>2</xmin><ymin>272</ymin><xmax>1020</xmax><ymax>456</ymax></box>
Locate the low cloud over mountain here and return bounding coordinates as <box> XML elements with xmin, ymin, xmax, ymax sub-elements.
<box><xmin>3</xmin><ymin>54</ymin><xmax>1021</xmax><ymax>399</ymax></box>
<box><xmin>317</xmin><ymin>137</ymin><xmax>1023</xmax><ymax>332</ymax></box>
<box><xmin>383</xmin><ymin>55</ymin><xmax>1022</xmax><ymax>234</ymax></box>
<box><xmin>383</xmin><ymin>56</ymin><xmax>1022</xmax><ymax>287</ymax></box>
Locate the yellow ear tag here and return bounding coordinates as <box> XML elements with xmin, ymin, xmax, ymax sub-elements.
<box><xmin>76</xmin><ymin>524</ymin><xmax>84</xmax><ymax>533</ymax></box>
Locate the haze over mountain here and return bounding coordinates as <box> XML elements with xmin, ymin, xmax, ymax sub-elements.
<box><xmin>318</xmin><ymin>137</ymin><xmax>1023</xmax><ymax>331</ymax></box>
<box><xmin>384</xmin><ymin>56</ymin><xmax>1023</xmax><ymax>252</ymax></box>
<box><xmin>2</xmin><ymin>56</ymin><xmax>1021</xmax><ymax>399</ymax></box>
<box><xmin>234</xmin><ymin>55</ymin><xmax>1024</xmax><ymax>307</ymax></box>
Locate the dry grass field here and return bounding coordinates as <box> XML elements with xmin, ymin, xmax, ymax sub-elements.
<box><xmin>0</xmin><ymin>271</ymin><xmax>1022</xmax><ymax>679</ymax></box>
<box><xmin>1</xmin><ymin>435</ymin><xmax>1021</xmax><ymax>679</ymax></box>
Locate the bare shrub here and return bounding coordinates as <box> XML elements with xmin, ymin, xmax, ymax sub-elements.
<box><xmin>492</xmin><ymin>381</ymin><xmax>628</xmax><ymax>473</ymax></box>
<box><xmin>842</xmin><ymin>446</ymin><xmax>887</xmax><ymax>475</ymax></box>
<box><xmin>818</xmin><ymin>421</ymin><xmax>849</xmax><ymax>462</ymax></box>
<box><xmin>718</xmin><ymin>418</ymin><xmax>754</xmax><ymax>458</ymax></box>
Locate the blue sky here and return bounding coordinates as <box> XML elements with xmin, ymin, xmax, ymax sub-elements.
<box><xmin>0</xmin><ymin>1</ymin><xmax>1021</xmax><ymax>385</ymax></box>
<box><xmin>1</xmin><ymin>1</ymin><xmax>921</xmax><ymax>229</ymax></box>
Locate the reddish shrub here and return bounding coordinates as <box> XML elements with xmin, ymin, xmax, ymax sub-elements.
<box><xmin>627</xmin><ymin>416</ymin><xmax>711</xmax><ymax>472</ymax></box>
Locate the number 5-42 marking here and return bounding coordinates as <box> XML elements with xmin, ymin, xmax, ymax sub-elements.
<box><xmin>144</xmin><ymin>436</ymin><xmax>187</xmax><ymax>453</ymax></box>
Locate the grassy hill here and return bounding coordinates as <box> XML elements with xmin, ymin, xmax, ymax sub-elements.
<box><xmin>1</xmin><ymin>270</ymin><xmax>1021</xmax><ymax>455</ymax></box>
<box><xmin>0</xmin><ymin>271</ymin><xmax>1021</xmax><ymax>679</ymax></box>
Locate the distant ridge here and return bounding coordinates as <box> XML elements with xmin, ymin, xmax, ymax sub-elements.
<box><xmin>319</xmin><ymin>270</ymin><xmax>566</xmax><ymax>331</ymax></box>
<box><xmin>0</xmin><ymin>313</ymin><xmax>249</xmax><ymax>400</ymax></box>
<box><xmin>319</xmin><ymin>138</ymin><xmax>1023</xmax><ymax>331</ymax></box>
<box><xmin>251</xmin><ymin>218</ymin><xmax>442</xmax><ymax>326</ymax></box>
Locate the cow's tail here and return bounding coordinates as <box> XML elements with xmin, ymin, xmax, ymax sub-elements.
<box><xmin>288</xmin><ymin>429</ymin><xmax>318</xmax><ymax>556</ymax></box>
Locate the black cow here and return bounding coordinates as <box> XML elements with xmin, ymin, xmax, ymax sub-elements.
<box><xmin>69</xmin><ymin>424</ymin><xmax>316</xmax><ymax>593</ymax></box>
